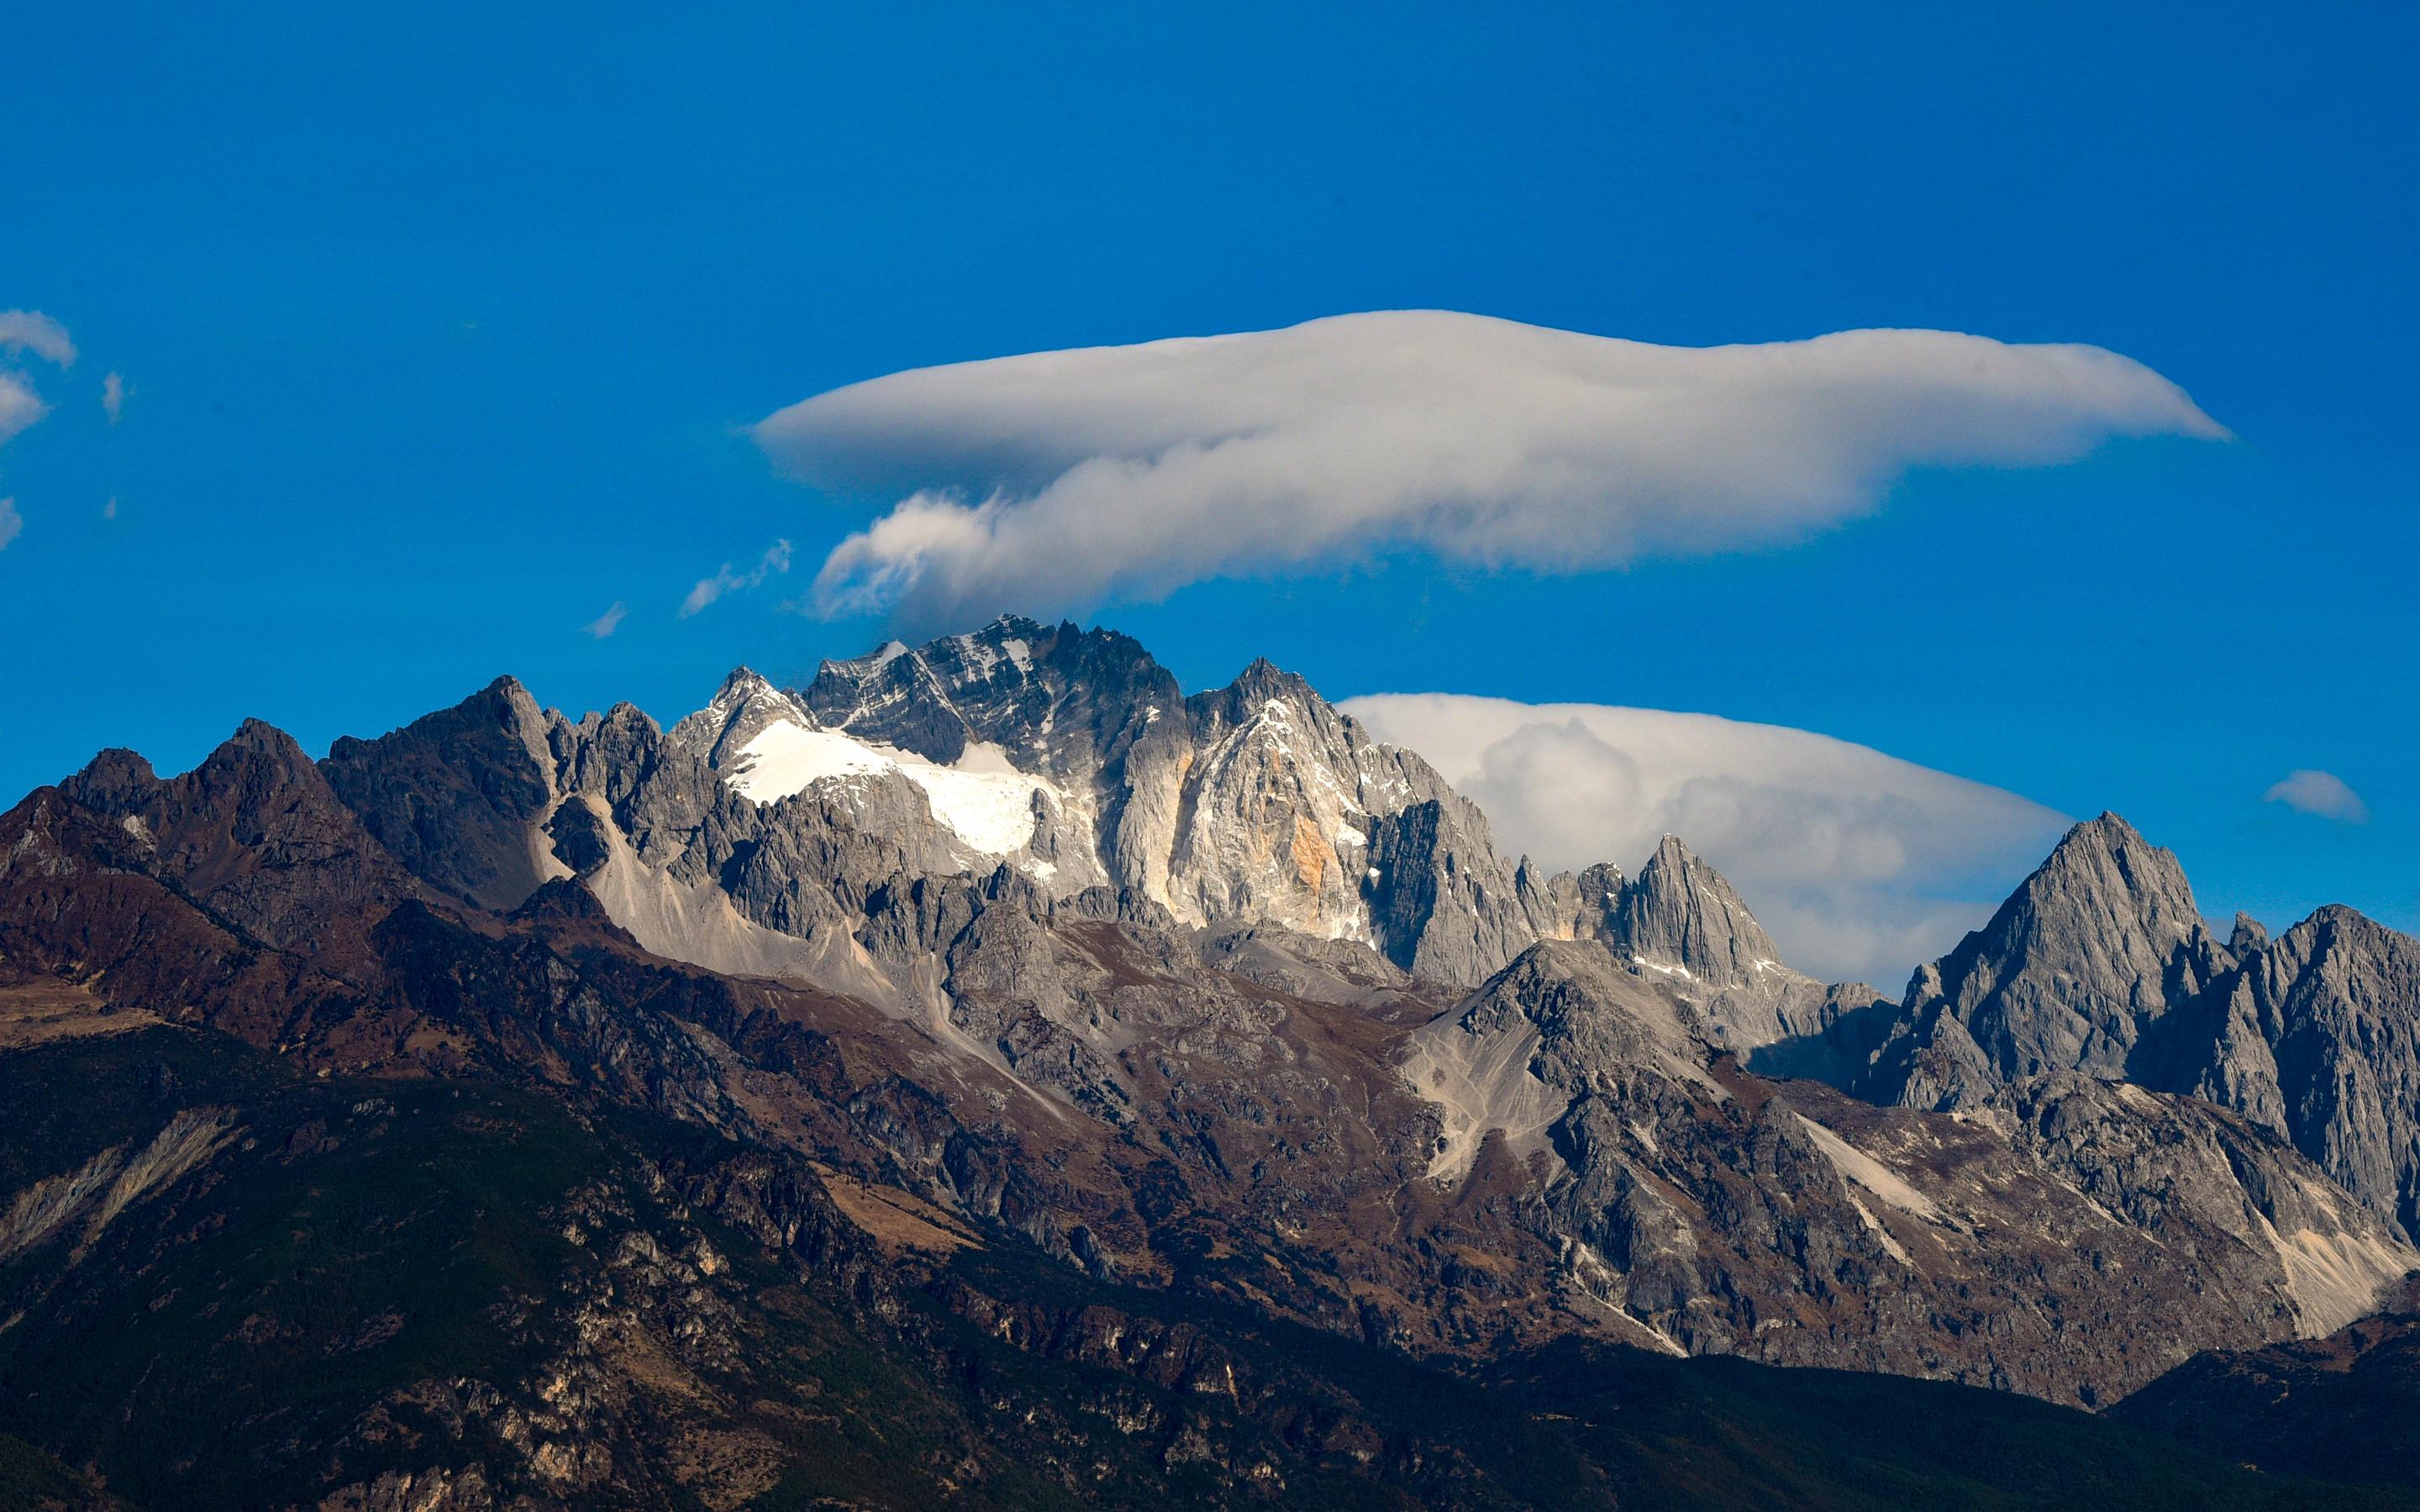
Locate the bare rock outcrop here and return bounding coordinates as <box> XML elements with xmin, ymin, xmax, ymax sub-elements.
<box><xmin>1861</xmin><ymin>813</ymin><xmax>2234</xmax><ymax>1110</ymax></box>
<box><xmin>2165</xmin><ymin>906</ymin><xmax>2420</xmax><ymax>1238</ymax></box>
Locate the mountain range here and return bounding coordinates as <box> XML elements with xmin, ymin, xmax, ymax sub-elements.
<box><xmin>2</xmin><ymin>612</ymin><xmax>2415</xmax><ymax>1509</ymax></box>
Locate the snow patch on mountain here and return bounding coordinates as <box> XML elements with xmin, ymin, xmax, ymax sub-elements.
<box><xmin>729</xmin><ymin>718</ymin><xmax>1053</xmax><ymax>858</ymax></box>
<box><xmin>725</xmin><ymin>722</ymin><xmax>895</xmax><ymax>798</ymax></box>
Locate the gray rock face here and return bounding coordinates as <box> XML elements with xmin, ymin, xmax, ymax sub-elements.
<box><xmin>1604</xmin><ymin>834</ymin><xmax>1844</xmax><ymax>1052</ymax></box>
<box><xmin>1165</xmin><ymin>659</ymin><xmax>1385</xmax><ymax>942</ymax></box>
<box><xmin>1990</xmin><ymin>1071</ymin><xmax>2416</xmax><ymax>1343</ymax></box>
<box><xmin>1853</xmin><ymin>811</ymin><xmax>2420</xmax><ymax>1247</ymax></box>
<box><xmin>1561</xmin><ymin>861</ymin><xmax>1628</xmax><ymax>943</ymax></box>
<box><xmin>729</xmin><ymin>617</ymin><xmax>1590</xmax><ymax>985</ymax></box>
<box><xmin>1361</xmin><ymin>796</ymin><xmax>1558</xmax><ymax>983</ymax></box>
<box><xmin>1617</xmin><ymin>834</ymin><xmax>1783</xmax><ymax>982</ymax></box>
<box><xmin>2171</xmin><ymin>906</ymin><xmax>2420</xmax><ymax>1238</ymax></box>
<box><xmin>1862</xmin><ymin>814</ymin><xmax>2233</xmax><ymax>1110</ymax></box>
<box><xmin>321</xmin><ymin>676</ymin><xmax>567</xmax><ymax>912</ymax></box>
<box><xmin>1402</xmin><ymin>938</ymin><xmax>2417</xmax><ymax>1400</ymax></box>
<box><xmin>1195</xmin><ymin>921</ymin><xmax>1414</xmax><ymax>1005</ymax></box>
<box><xmin>312</xmin><ymin>618</ymin><xmax>1849</xmax><ymax>1027</ymax></box>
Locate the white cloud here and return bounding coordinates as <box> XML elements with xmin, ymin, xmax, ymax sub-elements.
<box><xmin>0</xmin><ymin>311</ymin><xmax>76</xmax><ymax>451</ymax></box>
<box><xmin>2263</xmin><ymin>769</ymin><xmax>2369</xmax><ymax>824</ymax></box>
<box><xmin>585</xmin><ymin>601</ymin><xmax>629</xmax><ymax>638</ymax></box>
<box><xmin>0</xmin><ymin>498</ymin><xmax>20</xmax><ymax>553</ymax></box>
<box><xmin>758</xmin><ymin>311</ymin><xmax>2228</xmax><ymax>627</ymax></box>
<box><xmin>0</xmin><ymin>375</ymin><xmax>45</xmax><ymax>447</ymax></box>
<box><xmin>0</xmin><ymin>311</ymin><xmax>76</xmax><ymax>367</ymax></box>
<box><xmin>1340</xmin><ymin>692</ymin><xmax>2070</xmax><ymax>987</ymax></box>
<box><xmin>101</xmin><ymin>371</ymin><xmax>125</xmax><ymax>423</ymax></box>
<box><xmin>679</xmin><ymin>538</ymin><xmax>792</xmax><ymax>617</ymax></box>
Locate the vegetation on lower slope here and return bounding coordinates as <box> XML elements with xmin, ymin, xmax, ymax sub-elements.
<box><xmin>0</xmin><ymin>1024</ymin><xmax>2407</xmax><ymax>1509</ymax></box>
<box><xmin>2110</xmin><ymin>1300</ymin><xmax>2420</xmax><ymax>1494</ymax></box>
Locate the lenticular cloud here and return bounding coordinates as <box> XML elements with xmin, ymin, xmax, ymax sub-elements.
<box><xmin>755</xmin><ymin>311</ymin><xmax>2228</xmax><ymax>627</ymax></box>
<box><xmin>1339</xmin><ymin>691</ymin><xmax>2071</xmax><ymax>986</ymax></box>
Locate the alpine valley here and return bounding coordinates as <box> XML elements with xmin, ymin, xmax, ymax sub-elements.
<box><xmin>3</xmin><ymin>612</ymin><xmax>2417</xmax><ymax>1510</ymax></box>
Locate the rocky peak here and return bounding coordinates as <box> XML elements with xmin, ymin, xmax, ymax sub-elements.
<box><xmin>1404</xmin><ymin>937</ymin><xmax>1719</xmax><ymax>1183</ymax></box>
<box><xmin>1181</xmin><ymin>657</ymin><xmax>1348</xmax><ymax>763</ymax></box>
<box><xmin>800</xmin><ymin>643</ymin><xmax>979</xmax><ymax>764</ymax></box>
<box><xmin>2043</xmin><ymin>812</ymin><xmax>2201</xmax><ymax>913</ymax></box>
<box><xmin>1582</xmin><ymin>836</ymin><xmax>1846</xmax><ymax>1056</ymax></box>
<box><xmin>550</xmin><ymin>701</ymin><xmax>667</xmax><ymax>815</ymax></box>
<box><xmin>1853</xmin><ymin>811</ymin><xmax>2420</xmax><ymax>1248</ymax></box>
<box><xmin>67</xmin><ymin>717</ymin><xmax>322</xmax><ymax>830</ymax></box>
<box><xmin>59</xmin><ymin>748</ymin><xmax>159</xmax><ymax>811</ymax></box>
<box><xmin>888</xmin><ymin>615</ymin><xmax>1050</xmax><ymax>697</ymax></box>
<box><xmin>1462</xmin><ymin>938</ymin><xmax>1714</xmax><ymax>1072</ymax></box>
<box><xmin>221</xmin><ymin>716</ymin><xmax>321</xmax><ymax>773</ymax></box>
<box><xmin>1616</xmin><ymin>834</ymin><xmax>1785</xmax><ymax>988</ymax></box>
<box><xmin>1867</xmin><ymin>812</ymin><xmax>2229</xmax><ymax>1109</ymax></box>
<box><xmin>801</xmin><ymin>617</ymin><xmax>1169</xmax><ymax>775</ymax></box>
<box><xmin>1192</xmin><ymin>656</ymin><xmax>1319</xmax><ymax>722</ymax></box>
<box><xmin>1563</xmin><ymin>861</ymin><xmax>1629</xmax><ymax>943</ymax></box>
<box><xmin>476</xmin><ymin>674</ymin><xmax>553</xmax><ymax>742</ymax></box>
<box><xmin>666</xmin><ymin>666</ymin><xmax>811</xmax><ymax>768</ymax></box>
<box><xmin>2062</xmin><ymin>813</ymin><xmax>2197</xmax><ymax>895</ymax></box>
<box><xmin>56</xmin><ymin>717</ymin><xmax>417</xmax><ymax>958</ymax></box>
<box><xmin>2205</xmin><ymin>905</ymin><xmax>2420</xmax><ymax>1238</ymax></box>
<box><xmin>713</xmin><ymin>665</ymin><xmax>781</xmax><ymax>702</ymax></box>
<box><xmin>321</xmin><ymin>678</ymin><xmax>567</xmax><ymax>912</ymax></box>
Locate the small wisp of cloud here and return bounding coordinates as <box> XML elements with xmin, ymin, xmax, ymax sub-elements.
<box><xmin>0</xmin><ymin>311</ymin><xmax>76</xmax><ymax>367</ymax></box>
<box><xmin>681</xmin><ymin>538</ymin><xmax>792</xmax><ymax>617</ymax></box>
<box><xmin>0</xmin><ymin>310</ymin><xmax>77</xmax><ymax>451</ymax></box>
<box><xmin>0</xmin><ymin>376</ymin><xmax>44</xmax><ymax>448</ymax></box>
<box><xmin>101</xmin><ymin>371</ymin><xmax>125</xmax><ymax>423</ymax></box>
<box><xmin>2264</xmin><ymin>769</ymin><xmax>2369</xmax><ymax>824</ymax></box>
<box><xmin>585</xmin><ymin>601</ymin><xmax>629</xmax><ymax>639</ymax></box>
<box><xmin>0</xmin><ymin>498</ymin><xmax>22</xmax><ymax>553</ymax></box>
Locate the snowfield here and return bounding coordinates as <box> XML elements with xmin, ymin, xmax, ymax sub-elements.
<box><xmin>727</xmin><ymin>718</ymin><xmax>1053</xmax><ymax>856</ymax></box>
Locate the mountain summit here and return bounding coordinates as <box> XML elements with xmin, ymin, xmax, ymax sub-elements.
<box><xmin>317</xmin><ymin>617</ymin><xmax>1819</xmax><ymax>1026</ymax></box>
<box><xmin>1861</xmin><ymin>813</ymin><xmax>2231</xmax><ymax>1109</ymax></box>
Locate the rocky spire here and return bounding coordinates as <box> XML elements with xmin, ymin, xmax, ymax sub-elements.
<box><xmin>1616</xmin><ymin>833</ymin><xmax>1785</xmax><ymax>986</ymax></box>
<box><xmin>1865</xmin><ymin>813</ymin><xmax>2231</xmax><ymax>1109</ymax></box>
<box><xmin>320</xmin><ymin>675</ymin><xmax>567</xmax><ymax>912</ymax></box>
<box><xmin>665</xmin><ymin>666</ymin><xmax>812</xmax><ymax>768</ymax></box>
<box><xmin>2186</xmin><ymin>905</ymin><xmax>2420</xmax><ymax>1239</ymax></box>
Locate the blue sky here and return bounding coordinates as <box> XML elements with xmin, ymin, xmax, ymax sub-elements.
<box><xmin>3</xmin><ymin>1</ymin><xmax>2413</xmax><ymax>961</ymax></box>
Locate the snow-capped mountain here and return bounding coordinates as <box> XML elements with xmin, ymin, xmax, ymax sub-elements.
<box><xmin>612</xmin><ymin>618</ymin><xmax>1865</xmax><ymax>1043</ymax></box>
<box><xmin>10</xmin><ymin>610</ymin><xmax>2420</xmax><ymax>1504</ymax></box>
<box><xmin>477</xmin><ymin>620</ymin><xmax>1481</xmax><ymax>989</ymax></box>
